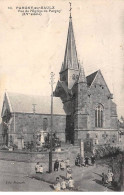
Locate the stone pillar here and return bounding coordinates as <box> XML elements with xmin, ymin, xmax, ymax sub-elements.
<box><xmin>80</xmin><ymin>140</ymin><xmax>84</xmax><ymax>164</ymax></box>
<box><xmin>80</xmin><ymin>139</ymin><xmax>84</xmax><ymax>158</ymax></box>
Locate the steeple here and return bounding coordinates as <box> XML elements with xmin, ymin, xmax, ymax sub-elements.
<box><xmin>60</xmin><ymin>4</ymin><xmax>79</xmax><ymax>73</ymax></box>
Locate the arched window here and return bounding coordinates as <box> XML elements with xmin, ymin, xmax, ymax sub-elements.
<box><xmin>95</xmin><ymin>104</ymin><xmax>103</xmax><ymax>128</ymax></box>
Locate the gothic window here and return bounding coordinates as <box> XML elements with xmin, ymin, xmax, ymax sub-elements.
<box><xmin>43</xmin><ymin>118</ymin><xmax>48</xmax><ymax>130</ymax></box>
<box><xmin>95</xmin><ymin>104</ymin><xmax>103</xmax><ymax>128</ymax></box>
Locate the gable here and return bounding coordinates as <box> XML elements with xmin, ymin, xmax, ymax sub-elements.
<box><xmin>90</xmin><ymin>70</ymin><xmax>111</xmax><ymax>94</ymax></box>
<box><xmin>86</xmin><ymin>71</ymin><xmax>98</xmax><ymax>87</ymax></box>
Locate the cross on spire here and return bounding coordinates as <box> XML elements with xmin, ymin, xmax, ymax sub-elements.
<box><xmin>69</xmin><ymin>2</ymin><xmax>72</xmax><ymax>19</ymax></box>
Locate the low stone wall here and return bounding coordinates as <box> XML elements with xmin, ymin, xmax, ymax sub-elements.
<box><xmin>0</xmin><ymin>146</ymin><xmax>80</xmax><ymax>163</ymax></box>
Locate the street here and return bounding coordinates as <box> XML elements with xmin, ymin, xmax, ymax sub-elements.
<box><xmin>0</xmin><ymin>160</ymin><xmax>51</xmax><ymax>191</ymax></box>
<box><xmin>0</xmin><ymin>158</ymin><xmax>113</xmax><ymax>191</ymax></box>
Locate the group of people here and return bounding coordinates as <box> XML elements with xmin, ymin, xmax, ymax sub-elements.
<box><xmin>53</xmin><ymin>176</ymin><xmax>74</xmax><ymax>191</ymax></box>
<box><xmin>53</xmin><ymin>158</ymin><xmax>74</xmax><ymax>191</ymax></box>
<box><xmin>102</xmin><ymin>169</ymin><xmax>114</xmax><ymax>186</ymax></box>
<box><xmin>35</xmin><ymin>162</ymin><xmax>43</xmax><ymax>174</ymax></box>
<box><xmin>54</xmin><ymin>158</ymin><xmax>70</xmax><ymax>171</ymax></box>
<box><xmin>75</xmin><ymin>154</ymin><xmax>95</xmax><ymax>167</ymax></box>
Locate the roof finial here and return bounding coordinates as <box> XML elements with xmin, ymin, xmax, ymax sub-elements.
<box><xmin>69</xmin><ymin>2</ymin><xmax>72</xmax><ymax>19</ymax></box>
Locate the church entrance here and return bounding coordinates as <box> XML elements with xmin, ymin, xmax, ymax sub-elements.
<box><xmin>65</xmin><ymin>115</ymin><xmax>74</xmax><ymax>144</ymax></box>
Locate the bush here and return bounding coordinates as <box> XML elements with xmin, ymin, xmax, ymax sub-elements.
<box><xmin>94</xmin><ymin>145</ymin><xmax>121</xmax><ymax>159</ymax></box>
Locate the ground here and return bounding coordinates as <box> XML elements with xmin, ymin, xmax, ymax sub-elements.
<box><xmin>0</xmin><ymin>160</ymin><xmax>51</xmax><ymax>191</ymax></box>
<box><xmin>0</xmin><ymin>159</ymin><xmax>113</xmax><ymax>191</ymax></box>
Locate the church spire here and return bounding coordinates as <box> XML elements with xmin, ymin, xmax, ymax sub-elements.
<box><xmin>60</xmin><ymin>3</ymin><xmax>79</xmax><ymax>73</ymax></box>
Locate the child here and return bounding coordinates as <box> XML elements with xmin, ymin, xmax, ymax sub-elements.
<box><xmin>66</xmin><ymin>166</ymin><xmax>72</xmax><ymax>180</ymax></box>
<box><xmin>39</xmin><ymin>165</ymin><xmax>43</xmax><ymax>174</ymax></box>
<box><xmin>61</xmin><ymin>178</ymin><xmax>66</xmax><ymax>190</ymax></box>
<box><xmin>66</xmin><ymin>158</ymin><xmax>70</xmax><ymax>168</ymax></box>
<box><xmin>107</xmin><ymin>170</ymin><xmax>113</xmax><ymax>185</ymax></box>
<box><xmin>60</xmin><ymin>160</ymin><xmax>66</xmax><ymax>171</ymax></box>
<box><xmin>102</xmin><ymin>173</ymin><xmax>105</xmax><ymax>185</ymax></box>
<box><xmin>54</xmin><ymin>159</ymin><xmax>59</xmax><ymax>171</ymax></box>
<box><xmin>53</xmin><ymin>177</ymin><xmax>61</xmax><ymax>191</ymax></box>
<box><xmin>68</xmin><ymin>177</ymin><xmax>74</xmax><ymax>190</ymax></box>
<box><xmin>102</xmin><ymin>173</ymin><xmax>108</xmax><ymax>186</ymax></box>
<box><xmin>35</xmin><ymin>162</ymin><xmax>40</xmax><ymax>173</ymax></box>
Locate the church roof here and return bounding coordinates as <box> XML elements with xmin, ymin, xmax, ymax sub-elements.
<box><xmin>60</xmin><ymin>17</ymin><xmax>79</xmax><ymax>72</ymax></box>
<box><xmin>86</xmin><ymin>70</ymin><xmax>98</xmax><ymax>86</ymax></box>
<box><xmin>3</xmin><ymin>92</ymin><xmax>65</xmax><ymax>115</ymax></box>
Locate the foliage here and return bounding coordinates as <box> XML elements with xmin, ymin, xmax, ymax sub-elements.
<box><xmin>94</xmin><ymin>145</ymin><xmax>121</xmax><ymax>159</ymax></box>
<box><xmin>44</xmin><ymin>132</ymin><xmax>61</xmax><ymax>150</ymax></box>
<box><xmin>23</xmin><ymin>141</ymin><xmax>34</xmax><ymax>151</ymax></box>
<box><xmin>118</xmin><ymin>116</ymin><xmax>124</xmax><ymax>129</ymax></box>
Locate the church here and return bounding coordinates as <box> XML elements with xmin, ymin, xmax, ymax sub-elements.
<box><xmin>54</xmin><ymin>12</ymin><xmax>118</xmax><ymax>145</ymax></box>
<box><xmin>0</xmin><ymin>11</ymin><xmax>118</xmax><ymax>148</ymax></box>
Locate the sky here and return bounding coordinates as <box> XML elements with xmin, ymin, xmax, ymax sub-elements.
<box><xmin>0</xmin><ymin>0</ymin><xmax>124</xmax><ymax>119</ymax></box>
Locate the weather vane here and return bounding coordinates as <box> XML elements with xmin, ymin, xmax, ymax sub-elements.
<box><xmin>69</xmin><ymin>2</ymin><xmax>72</xmax><ymax>19</ymax></box>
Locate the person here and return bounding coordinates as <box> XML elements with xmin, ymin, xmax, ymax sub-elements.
<box><xmin>85</xmin><ymin>156</ymin><xmax>89</xmax><ymax>166</ymax></box>
<box><xmin>53</xmin><ymin>177</ymin><xmax>61</xmax><ymax>191</ymax></box>
<box><xmin>66</xmin><ymin>166</ymin><xmax>72</xmax><ymax>180</ymax></box>
<box><xmin>68</xmin><ymin>177</ymin><xmax>74</xmax><ymax>190</ymax></box>
<box><xmin>102</xmin><ymin>173</ymin><xmax>106</xmax><ymax>186</ymax></box>
<box><xmin>88</xmin><ymin>157</ymin><xmax>92</xmax><ymax>166</ymax></box>
<box><xmin>35</xmin><ymin>162</ymin><xmax>40</xmax><ymax>173</ymax></box>
<box><xmin>107</xmin><ymin>170</ymin><xmax>113</xmax><ymax>185</ymax></box>
<box><xmin>76</xmin><ymin>154</ymin><xmax>82</xmax><ymax>166</ymax></box>
<box><xmin>91</xmin><ymin>155</ymin><xmax>95</xmax><ymax>165</ymax></box>
<box><xmin>39</xmin><ymin>165</ymin><xmax>43</xmax><ymax>174</ymax></box>
<box><xmin>60</xmin><ymin>160</ymin><xmax>66</xmax><ymax>171</ymax></box>
<box><xmin>54</xmin><ymin>159</ymin><xmax>59</xmax><ymax>171</ymax></box>
<box><xmin>61</xmin><ymin>178</ymin><xmax>66</xmax><ymax>190</ymax></box>
<box><xmin>75</xmin><ymin>157</ymin><xmax>79</xmax><ymax>166</ymax></box>
<box><xmin>104</xmin><ymin>174</ymin><xmax>108</xmax><ymax>186</ymax></box>
<box><xmin>66</xmin><ymin>158</ymin><xmax>70</xmax><ymax>168</ymax></box>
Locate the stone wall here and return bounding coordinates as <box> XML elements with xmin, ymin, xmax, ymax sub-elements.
<box><xmin>0</xmin><ymin>146</ymin><xmax>80</xmax><ymax>163</ymax></box>
<box><xmin>87</xmin><ymin>71</ymin><xmax>118</xmax><ymax>130</ymax></box>
<box><xmin>72</xmin><ymin>71</ymin><xmax>118</xmax><ymax>145</ymax></box>
<box><xmin>8</xmin><ymin>113</ymin><xmax>66</xmax><ymax>145</ymax></box>
<box><xmin>78</xmin><ymin>130</ymin><xmax>119</xmax><ymax>145</ymax></box>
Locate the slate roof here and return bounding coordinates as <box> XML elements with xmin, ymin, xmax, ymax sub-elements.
<box><xmin>6</xmin><ymin>92</ymin><xmax>65</xmax><ymax>115</ymax></box>
<box><xmin>86</xmin><ymin>70</ymin><xmax>98</xmax><ymax>86</ymax></box>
